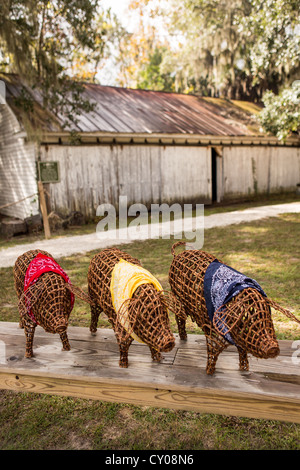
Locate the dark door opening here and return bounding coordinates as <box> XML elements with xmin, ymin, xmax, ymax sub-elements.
<box><xmin>211</xmin><ymin>147</ymin><xmax>217</xmax><ymax>203</ymax></box>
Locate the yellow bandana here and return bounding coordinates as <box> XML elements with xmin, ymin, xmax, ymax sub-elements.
<box><xmin>110</xmin><ymin>259</ymin><xmax>163</xmax><ymax>343</ymax></box>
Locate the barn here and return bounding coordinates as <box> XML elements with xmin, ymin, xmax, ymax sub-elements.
<box><xmin>0</xmin><ymin>73</ymin><xmax>299</xmax><ymax>227</ymax></box>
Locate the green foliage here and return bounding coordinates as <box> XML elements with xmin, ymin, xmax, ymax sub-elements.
<box><xmin>166</xmin><ymin>0</ymin><xmax>253</xmax><ymax>97</ymax></box>
<box><xmin>0</xmin><ymin>0</ymin><xmax>120</xmax><ymax>133</ymax></box>
<box><xmin>240</xmin><ymin>0</ymin><xmax>300</xmax><ymax>88</ymax></box>
<box><xmin>127</xmin><ymin>0</ymin><xmax>300</xmax><ymax>102</ymax></box>
<box><xmin>136</xmin><ymin>47</ymin><xmax>175</xmax><ymax>91</ymax></box>
<box><xmin>258</xmin><ymin>82</ymin><xmax>300</xmax><ymax>140</ymax></box>
<box><xmin>0</xmin><ymin>0</ymin><xmax>98</xmax><ymax>79</ymax></box>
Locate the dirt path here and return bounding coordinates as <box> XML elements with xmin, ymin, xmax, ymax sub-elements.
<box><xmin>1</xmin><ymin>201</ymin><xmax>299</xmax><ymax>268</ymax></box>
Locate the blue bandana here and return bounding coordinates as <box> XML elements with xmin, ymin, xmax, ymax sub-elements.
<box><xmin>203</xmin><ymin>259</ymin><xmax>267</xmax><ymax>344</ymax></box>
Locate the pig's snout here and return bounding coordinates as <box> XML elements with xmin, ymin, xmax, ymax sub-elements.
<box><xmin>159</xmin><ymin>334</ymin><xmax>175</xmax><ymax>353</ymax></box>
<box><xmin>256</xmin><ymin>335</ymin><xmax>280</xmax><ymax>359</ymax></box>
<box><xmin>261</xmin><ymin>341</ymin><xmax>280</xmax><ymax>358</ymax></box>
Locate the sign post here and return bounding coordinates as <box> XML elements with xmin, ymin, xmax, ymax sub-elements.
<box><xmin>38</xmin><ymin>180</ymin><xmax>51</xmax><ymax>239</ymax></box>
<box><xmin>37</xmin><ymin>161</ymin><xmax>60</xmax><ymax>239</ymax></box>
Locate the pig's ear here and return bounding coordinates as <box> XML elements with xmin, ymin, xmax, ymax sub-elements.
<box><xmin>159</xmin><ymin>291</ymin><xmax>187</xmax><ymax>320</ymax></box>
<box><xmin>114</xmin><ymin>297</ymin><xmax>140</xmax><ymax>342</ymax></box>
<box><xmin>266</xmin><ymin>298</ymin><xmax>300</xmax><ymax>325</ymax></box>
<box><xmin>65</xmin><ymin>283</ymin><xmax>95</xmax><ymax>305</ymax></box>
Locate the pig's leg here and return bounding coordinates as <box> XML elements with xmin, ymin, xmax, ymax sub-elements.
<box><xmin>90</xmin><ymin>303</ymin><xmax>102</xmax><ymax>335</ymax></box>
<box><xmin>205</xmin><ymin>332</ymin><xmax>227</xmax><ymax>375</ymax></box>
<box><xmin>24</xmin><ymin>324</ymin><xmax>36</xmax><ymax>358</ymax></box>
<box><xmin>149</xmin><ymin>346</ymin><xmax>162</xmax><ymax>362</ymax></box>
<box><xmin>118</xmin><ymin>337</ymin><xmax>133</xmax><ymax>368</ymax></box>
<box><xmin>175</xmin><ymin>307</ymin><xmax>188</xmax><ymax>341</ymax></box>
<box><xmin>60</xmin><ymin>332</ymin><xmax>71</xmax><ymax>351</ymax></box>
<box><xmin>237</xmin><ymin>346</ymin><xmax>249</xmax><ymax>371</ymax></box>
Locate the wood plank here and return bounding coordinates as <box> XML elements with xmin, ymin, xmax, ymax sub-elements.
<box><xmin>38</xmin><ymin>181</ymin><xmax>51</xmax><ymax>239</ymax></box>
<box><xmin>1</xmin><ymin>369</ymin><xmax>300</xmax><ymax>424</ymax></box>
<box><xmin>0</xmin><ymin>322</ymin><xmax>300</xmax><ymax>424</ymax></box>
<box><xmin>173</xmin><ymin>344</ymin><xmax>300</xmax><ymax>377</ymax></box>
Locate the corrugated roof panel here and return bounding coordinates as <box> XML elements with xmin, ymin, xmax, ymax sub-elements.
<box><xmin>1</xmin><ymin>74</ymin><xmax>259</xmax><ymax>136</ymax></box>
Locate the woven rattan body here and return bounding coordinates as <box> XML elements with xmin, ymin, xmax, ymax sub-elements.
<box><xmin>14</xmin><ymin>250</ymin><xmax>86</xmax><ymax>357</ymax></box>
<box><xmin>169</xmin><ymin>242</ymin><xmax>298</xmax><ymax>375</ymax></box>
<box><xmin>87</xmin><ymin>248</ymin><xmax>175</xmax><ymax>367</ymax></box>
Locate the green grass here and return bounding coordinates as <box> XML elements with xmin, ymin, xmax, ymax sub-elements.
<box><xmin>1</xmin><ymin>392</ymin><xmax>300</xmax><ymax>450</ymax></box>
<box><xmin>0</xmin><ymin>207</ymin><xmax>300</xmax><ymax>450</ymax></box>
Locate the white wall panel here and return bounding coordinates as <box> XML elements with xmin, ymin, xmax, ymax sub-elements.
<box><xmin>222</xmin><ymin>146</ymin><xmax>299</xmax><ymax>199</ymax></box>
<box><xmin>40</xmin><ymin>144</ymin><xmax>212</xmax><ymax>217</ymax></box>
<box><xmin>0</xmin><ymin>105</ymin><xmax>38</xmax><ymax>219</ymax></box>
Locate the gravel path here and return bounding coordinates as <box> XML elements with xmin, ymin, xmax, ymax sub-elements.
<box><xmin>1</xmin><ymin>201</ymin><xmax>299</xmax><ymax>268</ymax></box>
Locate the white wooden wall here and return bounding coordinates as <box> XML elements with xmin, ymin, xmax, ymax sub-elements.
<box><xmin>40</xmin><ymin>144</ymin><xmax>212</xmax><ymax>217</ymax></box>
<box><xmin>222</xmin><ymin>146</ymin><xmax>300</xmax><ymax>199</ymax></box>
<box><xmin>0</xmin><ymin>105</ymin><xmax>39</xmax><ymax>219</ymax></box>
<box><xmin>39</xmin><ymin>143</ymin><xmax>300</xmax><ymax>218</ymax></box>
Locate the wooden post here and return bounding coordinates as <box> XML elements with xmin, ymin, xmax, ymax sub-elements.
<box><xmin>38</xmin><ymin>180</ymin><xmax>51</xmax><ymax>239</ymax></box>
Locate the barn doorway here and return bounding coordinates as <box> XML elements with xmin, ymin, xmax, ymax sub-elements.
<box><xmin>211</xmin><ymin>147</ymin><xmax>217</xmax><ymax>202</ymax></box>
<box><xmin>211</xmin><ymin>146</ymin><xmax>222</xmax><ymax>203</ymax></box>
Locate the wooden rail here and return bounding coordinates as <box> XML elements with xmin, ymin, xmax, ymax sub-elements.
<box><xmin>0</xmin><ymin>322</ymin><xmax>299</xmax><ymax>424</ymax></box>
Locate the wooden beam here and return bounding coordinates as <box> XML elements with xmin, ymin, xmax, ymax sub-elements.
<box><xmin>38</xmin><ymin>180</ymin><xmax>51</xmax><ymax>239</ymax></box>
<box><xmin>0</xmin><ymin>323</ymin><xmax>300</xmax><ymax>423</ymax></box>
<box><xmin>40</xmin><ymin>132</ymin><xmax>300</xmax><ymax>147</ymax></box>
<box><xmin>0</xmin><ymin>369</ymin><xmax>300</xmax><ymax>424</ymax></box>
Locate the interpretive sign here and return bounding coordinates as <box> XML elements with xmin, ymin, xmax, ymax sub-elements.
<box><xmin>38</xmin><ymin>161</ymin><xmax>60</xmax><ymax>183</ymax></box>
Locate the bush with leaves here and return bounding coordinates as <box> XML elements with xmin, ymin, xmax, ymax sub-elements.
<box><xmin>257</xmin><ymin>82</ymin><xmax>300</xmax><ymax>141</ymax></box>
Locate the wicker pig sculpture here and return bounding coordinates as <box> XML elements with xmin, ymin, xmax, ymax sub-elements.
<box><xmin>169</xmin><ymin>241</ymin><xmax>300</xmax><ymax>375</ymax></box>
<box><xmin>87</xmin><ymin>248</ymin><xmax>178</xmax><ymax>367</ymax></box>
<box><xmin>14</xmin><ymin>249</ymin><xmax>91</xmax><ymax>357</ymax></box>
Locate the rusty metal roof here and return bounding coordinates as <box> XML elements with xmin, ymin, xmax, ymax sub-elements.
<box><xmin>2</xmin><ymin>73</ymin><xmax>260</xmax><ymax>136</ymax></box>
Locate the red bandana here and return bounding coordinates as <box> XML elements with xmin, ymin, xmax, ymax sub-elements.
<box><xmin>24</xmin><ymin>253</ymin><xmax>75</xmax><ymax>324</ymax></box>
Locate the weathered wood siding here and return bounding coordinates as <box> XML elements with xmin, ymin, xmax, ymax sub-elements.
<box><xmin>222</xmin><ymin>146</ymin><xmax>300</xmax><ymax>199</ymax></box>
<box><xmin>39</xmin><ymin>143</ymin><xmax>300</xmax><ymax>218</ymax></box>
<box><xmin>40</xmin><ymin>144</ymin><xmax>212</xmax><ymax>217</ymax></box>
<box><xmin>0</xmin><ymin>105</ymin><xmax>39</xmax><ymax>219</ymax></box>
